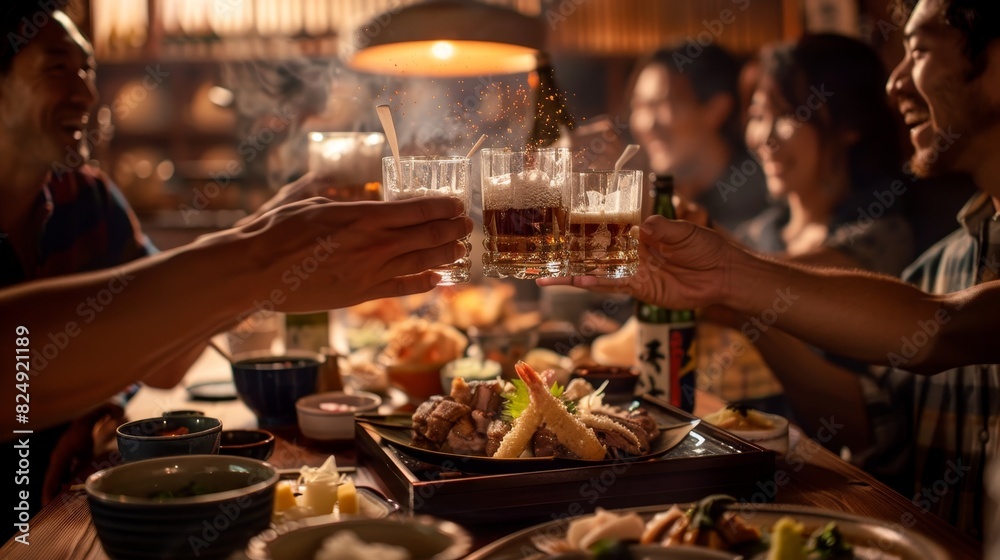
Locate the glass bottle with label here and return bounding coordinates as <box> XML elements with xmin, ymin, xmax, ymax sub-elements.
<box><xmin>285</xmin><ymin>312</ymin><xmax>330</xmax><ymax>354</ymax></box>
<box><xmin>634</xmin><ymin>174</ymin><xmax>697</xmax><ymax>412</ymax></box>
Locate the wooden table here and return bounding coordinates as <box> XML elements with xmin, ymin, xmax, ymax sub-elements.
<box><xmin>1</xmin><ymin>351</ymin><xmax>983</xmax><ymax>559</ymax></box>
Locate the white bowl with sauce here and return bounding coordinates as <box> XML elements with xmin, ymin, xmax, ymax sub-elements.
<box><xmin>703</xmin><ymin>406</ymin><xmax>790</xmax><ymax>454</ymax></box>
<box><xmin>295</xmin><ymin>391</ymin><xmax>382</xmax><ymax>441</ymax></box>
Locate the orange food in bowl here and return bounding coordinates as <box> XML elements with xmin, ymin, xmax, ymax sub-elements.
<box><xmin>386</xmin><ymin>362</ymin><xmax>448</xmax><ymax>403</ymax></box>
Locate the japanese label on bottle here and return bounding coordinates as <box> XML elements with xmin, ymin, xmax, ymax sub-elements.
<box><xmin>635</xmin><ymin>320</ymin><xmax>697</xmax><ymax>411</ymax></box>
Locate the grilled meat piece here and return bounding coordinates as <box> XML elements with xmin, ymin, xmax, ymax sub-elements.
<box><xmin>486</xmin><ymin>418</ymin><xmax>511</xmax><ymax>457</ymax></box>
<box><xmin>445</xmin><ymin>415</ymin><xmax>487</xmax><ymax>455</ymax></box>
<box><xmin>473</xmin><ymin>380</ymin><xmax>504</xmax><ymax>414</ymax></box>
<box><xmin>412</xmin><ymin>397</ymin><xmax>471</xmax><ymax>444</ymax></box>
<box><xmin>434</xmin><ymin>399</ymin><xmax>472</xmax><ymax>422</ymax></box>
<box><xmin>470</xmin><ymin>409</ymin><xmax>492</xmax><ymax>435</ymax></box>
<box><xmin>626</xmin><ymin>408</ymin><xmax>659</xmax><ymax>441</ymax></box>
<box><xmin>532</xmin><ymin>426</ymin><xmax>573</xmax><ymax>458</ymax></box>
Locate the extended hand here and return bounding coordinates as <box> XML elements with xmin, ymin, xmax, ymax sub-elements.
<box><xmin>225</xmin><ymin>196</ymin><xmax>472</xmax><ymax>311</ymax></box>
<box><xmin>672</xmin><ymin>195</ymin><xmax>711</xmax><ymax>228</ymax></box>
<box><xmin>234</xmin><ymin>172</ymin><xmax>321</xmax><ymax>227</ymax></box>
<box><xmin>538</xmin><ymin>216</ymin><xmax>734</xmax><ymax>309</ymax></box>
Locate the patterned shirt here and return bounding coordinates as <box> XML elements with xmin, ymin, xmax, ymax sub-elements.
<box><xmin>869</xmin><ymin>193</ymin><xmax>1000</xmax><ymax>540</ymax></box>
<box><xmin>0</xmin><ymin>166</ymin><xmax>155</xmax><ymax>287</ymax></box>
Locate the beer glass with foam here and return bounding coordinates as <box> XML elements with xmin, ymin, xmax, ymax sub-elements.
<box><xmin>382</xmin><ymin>155</ymin><xmax>472</xmax><ymax>285</ymax></box>
<box><xmin>567</xmin><ymin>169</ymin><xmax>642</xmax><ymax>277</ymax></box>
<box><xmin>480</xmin><ymin>147</ymin><xmax>571</xmax><ymax>279</ymax></box>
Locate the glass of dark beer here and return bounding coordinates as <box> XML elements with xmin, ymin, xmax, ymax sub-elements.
<box><xmin>382</xmin><ymin>155</ymin><xmax>472</xmax><ymax>285</ymax></box>
<box><xmin>480</xmin><ymin>147</ymin><xmax>570</xmax><ymax>279</ymax></box>
<box><xmin>567</xmin><ymin>169</ymin><xmax>642</xmax><ymax>277</ymax></box>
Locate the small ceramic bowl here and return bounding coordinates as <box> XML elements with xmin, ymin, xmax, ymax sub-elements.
<box><xmin>161</xmin><ymin>410</ymin><xmax>205</xmax><ymax>417</ymax></box>
<box><xmin>295</xmin><ymin>391</ymin><xmax>382</xmax><ymax>441</ymax></box>
<box><xmin>231</xmin><ymin>351</ymin><xmax>321</xmax><ymax>427</ymax></box>
<box><xmin>116</xmin><ymin>416</ymin><xmax>222</xmax><ymax>463</ymax></box>
<box><xmin>385</xmin><ymin>362</ymin><xmax>449</xmax><ymax>404</ymax></box>
<box><xmin>245</xmin><ymin>516</ymin><xmax>472</xmax><ymax>560</ymax></box>
<box><xmin>704</xmin><ymin>407</ymin><xmax>790</xmax><ymax>454</ymax></box>
<box><xmin>219</xmin><ymin>429</ymin><xmax>275</xmax><ymax>460</ymax></box>
<box><xmin>569</xmin><ymin>365</ymin><xmax>640</xmax><ymax>396</ymax></box>
<box><xmin>87</xmin><ymin>455</ymin><xmax>278</xmax><ymax>560</ymax></box>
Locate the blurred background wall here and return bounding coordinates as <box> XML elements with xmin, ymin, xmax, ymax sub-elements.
<box><xmin>57</xmin><ymin>0</ymin><xmax>963</xmax><ymax>251</ymax></box>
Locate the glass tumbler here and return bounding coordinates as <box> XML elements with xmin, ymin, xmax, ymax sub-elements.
<box><xmin>567</xmin><ymin>169</ymin><xmax>642</xmax><ymax>277</ymax></box>
<box><xmin>382</xmin><ymin>155</ymin><xmax>472</xmax><ymax>285</ymax></box>
<box><xmin>480</xmin><ymin>147</ymin><xmax>571</xmax><ymax>279</ymax></box>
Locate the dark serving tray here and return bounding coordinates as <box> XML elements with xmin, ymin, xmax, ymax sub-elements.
<box><xmin>356</xmin><ymin>394</ymin><xmax>775</xmax><ymax>525</ymax></box>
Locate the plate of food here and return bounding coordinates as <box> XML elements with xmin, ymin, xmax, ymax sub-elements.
<box><xmin>465</xmin><ymin>495</ymin><xmax>949</xmax><ymax>560</ymax></box>
<box><xmin>271</xmin><ymin>456</ymin><xmax>399</xmax><ymax>525</ymax></box>
<box><xmin>357</xmin><ymin>361</ymin><xmax>699</xmax><ymax>474</ymax></box>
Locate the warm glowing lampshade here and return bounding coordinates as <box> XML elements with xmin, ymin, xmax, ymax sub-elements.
<box><xmin>345</xmin><ymin>1</ymin><xmax>546</xmax><ymax>77</ymax></box>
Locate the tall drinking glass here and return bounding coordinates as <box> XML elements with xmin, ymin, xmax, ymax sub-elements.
<box><xmin>480</xmin><ymin>147</ymin><xmax>570</xmax><ymax>279</ymax></box>
<box><xmin>382</xmin><ymin>155</ymin><xmax>472</xmax><ymax>285</ymax></box>
<box><xmin>567</xmin><ymin>169</ymin><xmax>642</xmax><ymax>277</ymax></box>
<box><xmin>308</xmin><ymin>132</ymin><xmax>387</xmax><ymax>201</ymax></box>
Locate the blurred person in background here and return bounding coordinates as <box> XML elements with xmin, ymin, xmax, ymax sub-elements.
<box><xmin>0</xmin><ymin>1</ymin><xmax>470</xmax><ymax>533</ymax></box>
<box><xmin>628</xmin><ymin>43</ymin><xmax>769</xmax><ymax>231</ymax></box>
<box><xmin>675</xmin><ymin>34</ymin><xmax>915</xmax><ymax>426</ymax></box>
<box><xmin>544</xmin><ymin>0</ymin><xmax>999</xmax><ymax>540</ymax></box>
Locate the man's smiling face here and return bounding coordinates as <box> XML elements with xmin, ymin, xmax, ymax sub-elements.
<box><xmin>887</xmin><ymin>0</ymin><xmax>1000</xmax><ymax>178</ymax></box>
<box><xmin>0</xmin><ymin>11</ymin><xmax>97</xmax><ymax>170</ymax></box>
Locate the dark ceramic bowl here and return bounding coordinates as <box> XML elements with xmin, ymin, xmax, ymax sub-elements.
<box><xmin>245</xmin><ymin>516</ymin><xmax>472</xmax><ymax>560</ymax></box>
<box><xmin>569</xmin><ymin>365</ymin><xmax>640</xmax><ymax>395</ymax></box>
<box><xmin>161</xmin><ymin>409</ymin><xmax>205</xmax><ymax>417</ymax></box>
<box><xmin>231</xmin><ymin>351</ymin><xmax>321</xmax><ymax>427</ymax></box>
<box><xmin>116</xmin><ymin>416</ymin><xmax>222</xmax><ymax>463</ymax></box>
<box><xmin>86</xmin><ymin>455</ymin><xmax>278</xmax><ymax>560</ymax></box>
<box><xmin>218</xmin><ymin>429</ymin><xmax>275</xmax><ymax>460</ymax></box>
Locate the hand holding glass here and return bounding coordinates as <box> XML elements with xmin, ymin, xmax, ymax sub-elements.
<box><xmin>382</xmin><ymin>155</ymin><xmax>472</xmax><ymax>285</ymax></box>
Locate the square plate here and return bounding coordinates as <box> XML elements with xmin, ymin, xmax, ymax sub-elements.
<box><xmin>356</xmin><ymin>395</ymin><xmax>775</xmax><ymax>525</ymax></box>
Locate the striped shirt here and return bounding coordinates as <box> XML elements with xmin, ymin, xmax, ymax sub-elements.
<box><xmin>871</xmin><ymin>193</ymin><xmax>1000</xmax><ymax>540</ymax></box>
<box><xmin>0</xmin><ymin>166</ymin><xmax>155</xmax><ymax>287</ymax></box>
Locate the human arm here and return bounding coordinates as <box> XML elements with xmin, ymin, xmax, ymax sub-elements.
<box><xmin>742</xmin><ymin>326</ymin><xmax>871</xmax><ymax>450</ymax></box>
<box><xmin>2</xmin><ymin>197</ymin><xmax>471</xmax><ymax>434</ymax></box>
<box><xmin>232</xmin><ymin>172</ymin><xmax>321</xmax><ymax>228</ymax></box>
<box><xmin>539</xmin><ymin>216</ymin><xmax>999</xmax><ymax>373</ymax></box>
